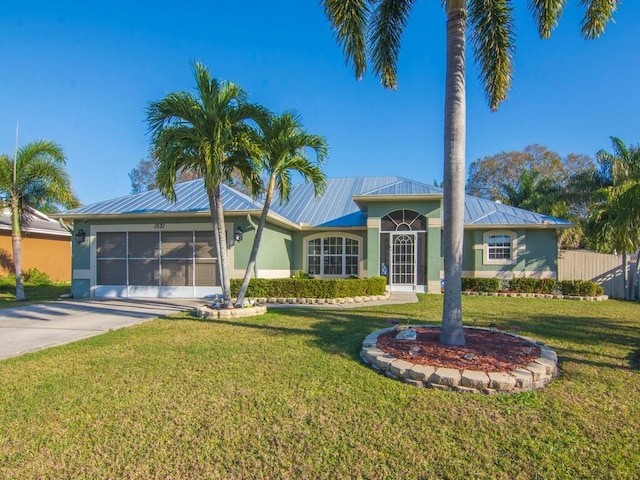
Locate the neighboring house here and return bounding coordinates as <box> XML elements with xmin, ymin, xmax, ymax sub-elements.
<box><xmin>0</xmin><ymin>209</ymin><xmax>72</xmax><ymax>282</ymax></box>
<box><xmin>54</xmin><ymin>176</ymin><xmax>571</xmax><ymax>299</ymax></box>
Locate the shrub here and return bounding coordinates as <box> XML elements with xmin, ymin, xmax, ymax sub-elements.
<box><xmin>461</xmin><ymin>277</ymin><xmax>500</xmax><ymax>292</ymax></box>
<box><xmin>558</xmin><ymin>280</ymin><xmax>604</xmax><ymax>297</ymax></box>
<box><xmin>24</xmin><ymin>268</ymin><xmax>53</xmax><ymax>286</ymax></box>
<box><xmin>230</xmin><ymin>276</ymin><xmax>387</xmax><ymax>298</ymax></box>
<box><xmin>0</xmin><ymin>274</ymin><xmax>15</xmax><ymax>291</ymax></box>
<box><xmin>538</xmin><ymin>278</ymin><xmax>557</xmax><ymax>294</ymax></box>
<box><xmin>509</xmin><ymin>278</ymin><xmax>557</xmax><ymax>294</ymax></box>
<box><xmin>290</xmin><ymin>271</ymin><xmax>314</xmax><ymax>279</ymax></box>
<box><xmin>509</xmin><ymin>278</ymin><xmax>538</xmax><ymax>293</ymax></box>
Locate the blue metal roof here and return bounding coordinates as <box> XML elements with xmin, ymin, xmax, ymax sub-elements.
<box><xmin>59</xmin><ymin>176</ymin><xmax>571</xmax><ymax>228</ymax></box>
<box><xmin>463</xmin><ymin>196</ymin><xmax>570</xmax><ymax>226</ymax></box>
<box><xmin>61</xmin><ymin>179</ymin><xmax>263</xmax><ymax>216</ymax></box>
<box><xmin>357</xmin><ymin>178</ymin><xmax>443</xmax><ymax>197</ymax></box>
<box><xmin>270</xmin><ymin>176</ymin><xmax>440</xmax><ymax>227</ymax></box>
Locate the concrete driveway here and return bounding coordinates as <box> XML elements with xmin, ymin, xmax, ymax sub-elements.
<box><xmin>0</xmin><ymin>298</ymin><xmax>203</xmax><ymax>361</ymax></box>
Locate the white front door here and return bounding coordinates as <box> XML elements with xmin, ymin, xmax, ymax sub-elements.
<box><xmin>390</xmin><ymin>233</ymin><xmax>417</xmax><ymax>291</ymax></box>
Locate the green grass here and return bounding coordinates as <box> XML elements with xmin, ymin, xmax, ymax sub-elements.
<box><xmin>0</xmin><ymin>283</ymin><xmax>71</xmax><ymax>307</ymax></box>
<box><xmin>1</xmin><ymin>295</ymin><xmax>639</xmax><ymax>479</ymax></box>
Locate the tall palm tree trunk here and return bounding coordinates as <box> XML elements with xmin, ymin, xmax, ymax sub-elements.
<box><xmin>207</xmin><ymin>188</ymin><xmax>230</xmax><ymax>306</ymax></box>
<box><xmin>440</xmin><ymin>0</ymin><xmax>467</xmax><ymax>346</ymax></box>
<box><xmin>236</xmin><ymin>177</ymin><xmax>276</xmax><ymax>303</ymax></box>
<box><xmin>10</xmin><ymin>197</ymin><xmax>26</xmax><ymax>301</ymax></box>
<box><xmin>212</xmin><ymin>185</ymin><xmax>232</xmax><ymax>306</ymax></box>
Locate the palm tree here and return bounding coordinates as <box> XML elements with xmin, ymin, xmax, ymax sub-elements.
<box><xmin>322</xmin><ymin>0</ymin><xmax>617</xmax><ymax>345</ymax></box>
<box><xmin>586</xmin><ymin>137</ymin><xmax>640</xmax><ymax>299</ymax></box>
<box><xmin>147</xmin><ymin>63</ymin><xmax>268</xmax><ymax>305</ymax></box>
<box><xmin>0</xmin><ymin>141</ymin><xmax>78</xmax><ymax>301</ymax></box>
<box><xmin>235</xmin><ymin>111</ymin><xmax>328</xmax><ymax>304</ymax></box>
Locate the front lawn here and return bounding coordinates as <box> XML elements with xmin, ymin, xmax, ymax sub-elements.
<box><xmin>0</xmin><ymin>283</ymin><xmax>71</xmax><ymax>307</ymax></box>
<box><xmin>0</xmin><ymin>295</ymin><xmax>638</xmax><ymax>479</ymax></box>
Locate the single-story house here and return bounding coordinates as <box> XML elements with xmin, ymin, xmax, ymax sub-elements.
<box><xmin>54</xmin><ymin>176</ymin><xmax>570</xmax><ymax>298</ymax></box>
<box><xmin>0</xmin><ymin>209</ymin><xmax>72</xmax><ymax>282</ymax></box>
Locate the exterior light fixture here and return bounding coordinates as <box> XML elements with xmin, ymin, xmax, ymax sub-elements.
<box><xmin>75</xmin><ymin>229</ymin><xmax>86</xmax><ymax>244</ymax></box>
<box><xmin>234</xmin><ymin>227</ymin><xmax>243</xmax><ymax>243</ymax></box>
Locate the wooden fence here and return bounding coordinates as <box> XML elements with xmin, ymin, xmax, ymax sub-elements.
<box><xmin>558</xmin><ymin>249</ymin><xmax>638</xmax><ymax>299</ymax></box>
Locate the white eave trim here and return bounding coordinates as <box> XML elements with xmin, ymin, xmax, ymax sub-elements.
<box><xmin>52</xmin><ymin>209</ymin><xmax>302</xmax><ymax>231</ymax></box>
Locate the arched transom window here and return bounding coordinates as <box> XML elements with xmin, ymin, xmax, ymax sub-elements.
<box><xmin>381</xmin><ymin>210</ymin><xmax>426</xmax><ymax>232</ymax></box>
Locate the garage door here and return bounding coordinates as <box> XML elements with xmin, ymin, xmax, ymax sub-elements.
<box><xmin>95</xmin><ymin>230</ymin><xmax>219</xmax><ymax>298</ymax></box>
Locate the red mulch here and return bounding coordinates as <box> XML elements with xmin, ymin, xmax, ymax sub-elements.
<box><xmin>376</xmin><ymin>327</ymin><xmax>541</xmax><ymax>372</ymax></box>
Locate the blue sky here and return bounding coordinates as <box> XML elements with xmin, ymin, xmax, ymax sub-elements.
<box><xmin>1</xmin><ymin>1</ymin><xmax>638</xmax><ymax>206</ymax></box>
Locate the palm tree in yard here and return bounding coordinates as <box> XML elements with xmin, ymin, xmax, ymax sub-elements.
<box><xmin>0</xmin><ymin>141</ymin><xmax>78</xmax><ymax>301</ymax></box>
<box><xmin>322</xmin><ymin>0</ymin><xmax>618</xmax><ymax>345</ymax></box>
<box><xmin>235</xmin><ymin>111</ymin><xmax>328</xmax><ymax>304</ymax></box>
<box><xmin>147</xmin><ymin>63</ymin><xmax>268</xmax><ymax>305</ymax></box>
<box><xmin>586</xmin><ymin>137</ymin><xmax>640</xmax><ymax>299</ymax></box>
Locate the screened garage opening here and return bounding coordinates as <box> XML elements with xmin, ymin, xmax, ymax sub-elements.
<box><xmin>95</xmin><ymin>230</ymin><xmax>219</xmax><ymax>297</ymax></box>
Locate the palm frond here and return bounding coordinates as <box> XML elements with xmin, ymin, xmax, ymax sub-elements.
<box><xmin>256</xmin><ymin>110</ymin><xmax>328</xmax><ymax>205</ymax></box>
<box><xmin>579</xmin><ymin>0</ymin><xmax>619</xmax><ymax>39</ymax></box>
<box><xmin>16</xmin><ymin>141</ymin><xmax>65</xmax><ymax>167</ymax></box>
<box><xmin>528</xmin><ymin>0</ymin><xmax>567</xmax><ymax>38</ymax></box>
<box><xmin>323</xmin><ymin>0</ymin><xmax>371</xmax><ymax>80</ymax></box>
<box><xmin>469</xmin><ymin>0</ymin><xmax>515</xmax><ymax>111</ymax></box>
<box><xmin>370</xmin><ymin>0</ymin><xmax>416</xmax><ymax>89</ymax></box>
<box><xmin>0</xmin><ymin>155</ymin><xmax>13</xmax><ymax>195</ymax></box>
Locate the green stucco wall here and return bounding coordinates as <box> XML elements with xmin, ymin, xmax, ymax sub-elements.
<box><xmin>366</xmin><ymin>200</ymin><xmax>440</xmax><ymax>220</ymax></box>
<box><xmin>232</xmin><ymin>220</ymin><xmax>293</xmax><ymax>271</ymax></box>
<box><xmin>367</xmin><ymin>227</ymin><xmax>379</xmax><ymax>276</ymax></box>
<box><xmin>365</xmin><ymin>199</ymin><xmax>442</xmax><ymax>290</ymax></box>
<box><xmin>73</xmin><ymin>279</ymin><xmax>91</xmax><ymax>298</ymax></box>
<box><xmin>523</xmin><ymin>229</ymin><xmax>558</xmax><ymax>276</ymax></box>
<box><xmin>463</xmin><ymin>228</ymin><xmax>559</xmax><ymax>278</ymax></box>
<box><xmin>72</xmin><ymin>222</ymin><xmax>91</xmax><ymax>270</ymax></box>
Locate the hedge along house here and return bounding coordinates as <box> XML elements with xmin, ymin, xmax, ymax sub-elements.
<box><xmin>54</xmin><ymin>176</ymin><xmax>571</xmax><ymax>299</ymax></box>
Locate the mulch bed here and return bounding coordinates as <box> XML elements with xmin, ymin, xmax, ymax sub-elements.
<box><xmin>376</xmin><ymin>327</ymin><xmax>541</xmax><ymax>372</ymax></box>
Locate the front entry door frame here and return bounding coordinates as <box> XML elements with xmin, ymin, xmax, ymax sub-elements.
<box><xmin>389</xmin><ymin>232</ymin><xmax>417</xmax><ymax>291</ymax></box>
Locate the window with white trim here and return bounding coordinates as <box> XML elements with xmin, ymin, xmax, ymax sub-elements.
<box><xmin>484</xmin><ymin>231</ymin><xmax>517</xmax><ymax>264</ymax></box>
<box><xmin>307</xmin><ymin>236</ymin><xmax>359</xmax><ymax>276</ymax></box>
<box><xmin>488</xmin><ymin>234</ymin><xmax>512</xmax><ymax>260</ymax></box>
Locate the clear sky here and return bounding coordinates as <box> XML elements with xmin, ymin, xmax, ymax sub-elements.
<box><xmin>1</xmin><ymin>1</ymin><xmax>638</xmax><ymax>206</ymax></box>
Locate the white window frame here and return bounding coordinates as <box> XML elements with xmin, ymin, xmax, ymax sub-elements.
<box><xmin>304</xmin><ymin>233</ymin><xmax>361</xmax><ymax>277</ymax></box>
<box><xmin>483</xmin><ymin>230</ymin><xmax>517</xmax><ymax>265</ymax></box>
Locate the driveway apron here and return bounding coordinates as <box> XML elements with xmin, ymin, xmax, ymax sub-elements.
<box><xmin>0</xmin><ymin>298</ymin><xmax>202</xmax><ymax>361</ymax></box>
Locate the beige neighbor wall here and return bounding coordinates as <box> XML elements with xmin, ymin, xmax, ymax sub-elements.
<box><xmin>0</xmin><ymin>232</ymin><xmax>71</xmax><ymax>282</ymax></box>
<box><xmin>558</xmin><ymin>249</ymin><xmax>637</xmax><ymax>299</ymax></box>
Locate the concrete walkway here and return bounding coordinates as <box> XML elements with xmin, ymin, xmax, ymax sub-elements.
<box><xmin>0</xmin><ymin>292</ymin><xmax>419</xmax><ymax>361</ymax></box>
